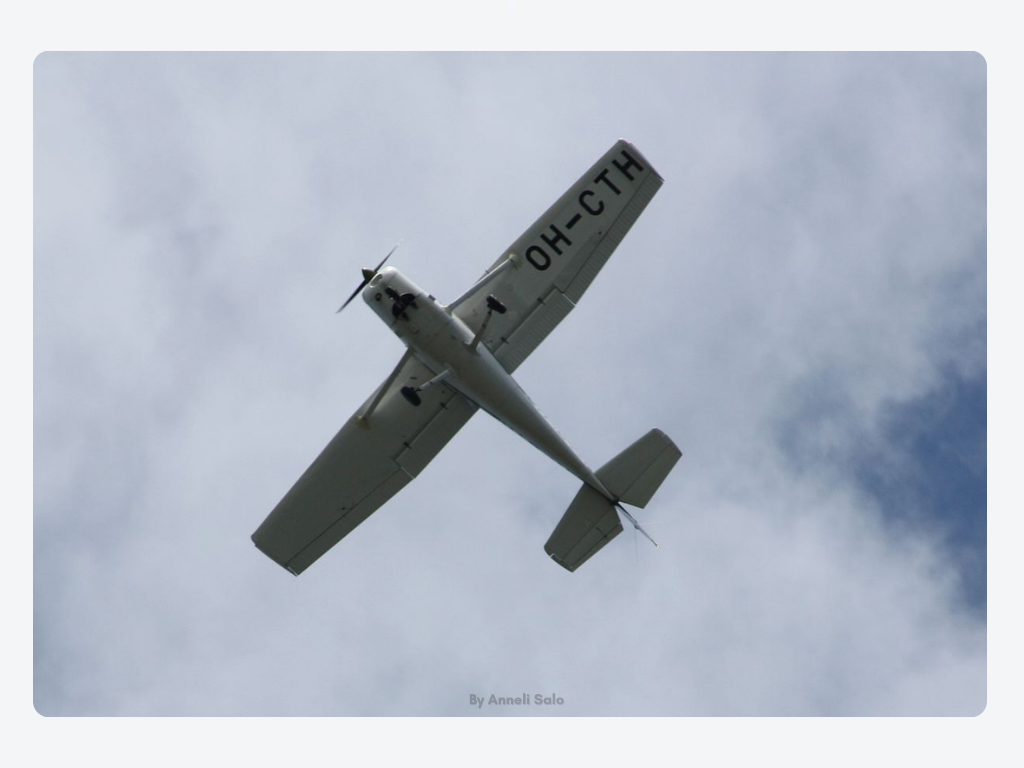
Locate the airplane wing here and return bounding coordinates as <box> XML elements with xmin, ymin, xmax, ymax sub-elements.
<box><xmin>251</xmin><ymin>350</ymin><xmax>477</xmax><ymax>574</ymax></box>
<box><xmin>450</xmin><ymin>139</ymin><xmax>662</xmax><ymax>373</ymax></box>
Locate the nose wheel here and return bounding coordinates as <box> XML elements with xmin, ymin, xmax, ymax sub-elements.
<box><xmin>388</xmin><ymin>289</ymin><xmax>418</xmax><ymax>319</ymax></box>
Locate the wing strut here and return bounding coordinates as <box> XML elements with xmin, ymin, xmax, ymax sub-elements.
<box><xmin>448</xmin><ymin>252</ymin><xmax>519</xmax><ymax>311</ymax></box>
<box><xmin>357</xmin><ymin>349</ymin><xmax>413</xmax><ymax>427</ymax></box>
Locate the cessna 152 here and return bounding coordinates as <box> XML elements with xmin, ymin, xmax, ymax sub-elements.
<box><xmin>252</xmin><ymin>139</ymin><xmax>682</xmax><ymax>574</ymax></box>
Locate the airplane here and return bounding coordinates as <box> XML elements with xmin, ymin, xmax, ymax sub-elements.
<box><xmin>252</xmin><ymin>139</ymin><xmax>682</xmax><ymax>575</ymax></box>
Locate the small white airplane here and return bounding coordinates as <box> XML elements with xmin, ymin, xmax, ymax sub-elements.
<box><xmin>252</xmin><ymin>139</ymin><xmax>681</xmax><ymax>574</ymax></box>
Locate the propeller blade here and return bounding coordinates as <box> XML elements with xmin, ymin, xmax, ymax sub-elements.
<box><xmin>335</xmin><ymin>242</ymin><xmax>402</xmax><ymax>314</ymax></box>
<box><xmin>336</xmin><ymin>279</ymin><xmax>370</xmax><ymax>313</ymax></box>
<box><xmin>617</xmin><ymin>504</ymin><xmax>659</xmax><ymax>548</ymax></box>
<box><xmin>373</xmin><ymin>242</ymin><xmax>400</xmax><ymax>272</ymax></box>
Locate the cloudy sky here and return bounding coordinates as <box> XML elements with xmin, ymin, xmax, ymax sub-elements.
<box><xmin>33</xmin><ymin>52</ymin><xmax>986</xmax><ymax>717</ymax></box>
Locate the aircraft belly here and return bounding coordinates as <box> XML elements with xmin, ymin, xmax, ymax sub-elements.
<box><xmin>392</xmin><ymin>297</ymin><xmax>601</xmax><ymax>491</ymax></box>
<box><xmin>425</xmin><ymin>332</ymin><xmax>594</xmax><ymax>484</ymax></box>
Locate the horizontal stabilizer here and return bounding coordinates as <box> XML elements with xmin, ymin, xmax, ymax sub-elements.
<box><xmin>544</xmin><ymin>485</ymin><xmax>623</xmax><ymax>572</ymax></box>
<box><xmin>596</xmin><ymin>428</ymin><xmax>681</xmax><ymax>508</ymax></box>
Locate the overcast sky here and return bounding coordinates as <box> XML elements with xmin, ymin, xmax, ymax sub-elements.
<box><xmin>33</xmin><ymin>52</ymin><xmax>986</xmax><ymax>716</ymax></box>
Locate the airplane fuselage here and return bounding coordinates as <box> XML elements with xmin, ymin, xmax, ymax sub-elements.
<box><xmin>364</xmin><ymin>266</ymin><xmax>610</xmax><ymax>497</ymax></box>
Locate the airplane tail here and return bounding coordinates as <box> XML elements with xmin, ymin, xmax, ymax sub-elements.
<box><xmin>544</xmin><ymin>429</ymin><xmax>682</xmax><ymax>572</ymax></box>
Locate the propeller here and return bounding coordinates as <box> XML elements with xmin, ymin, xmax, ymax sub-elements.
<box><xmin>616</xmin><ymin>503</ymin><xmax>659</xmax><ymax>548</ymax></box>
<box><xmin>336</xmin><ymin>243</ymin><xmax>400</xmax><ymax>313</ymax></box>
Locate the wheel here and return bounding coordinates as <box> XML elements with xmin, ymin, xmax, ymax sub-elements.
<box><xmin>400</xmin><ymin>386</ymin><xmax>422</xmax><ymax>406</ymax></box>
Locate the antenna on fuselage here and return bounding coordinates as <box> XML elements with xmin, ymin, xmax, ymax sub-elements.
<box><xmin>336</xmin><ymin>242</ymin><xmax>401</xmax><ymax>313</ymax></box>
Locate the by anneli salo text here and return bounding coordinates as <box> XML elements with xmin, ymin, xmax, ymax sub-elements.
<box><xmin>523</xmin><ymin>147</ymin><xmax>646</xmax><ymax>272</ymax></box>
<box><xmin>469</xmin><ymin>693</ymin><xmax>565</xmax><ymax>708</ymax></box>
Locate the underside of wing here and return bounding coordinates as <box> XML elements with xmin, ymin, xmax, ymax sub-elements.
<box><xmin>451</xmin><ymin>139</ymin><xmax>663</xmax><ymax>373</ymax></box>
<box><xmin>252</xmin><ymin>351</ymin><xmax>477</xmax><ymax>574</ymax></box>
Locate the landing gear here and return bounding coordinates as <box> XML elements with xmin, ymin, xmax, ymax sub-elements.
<box><xmin>466</xmin><ymin>294</ymin><xmax>507</xmax><ymax>352</ymax></box>
<box><xmin>388</xmin><ymin>288</ymin><xmax>418</xmax><ymax>319</ymax></box>
<box><xmin>400</xmin><ymin>368</ymin><xmax>452</xmax><ymax>407</ymax></box>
